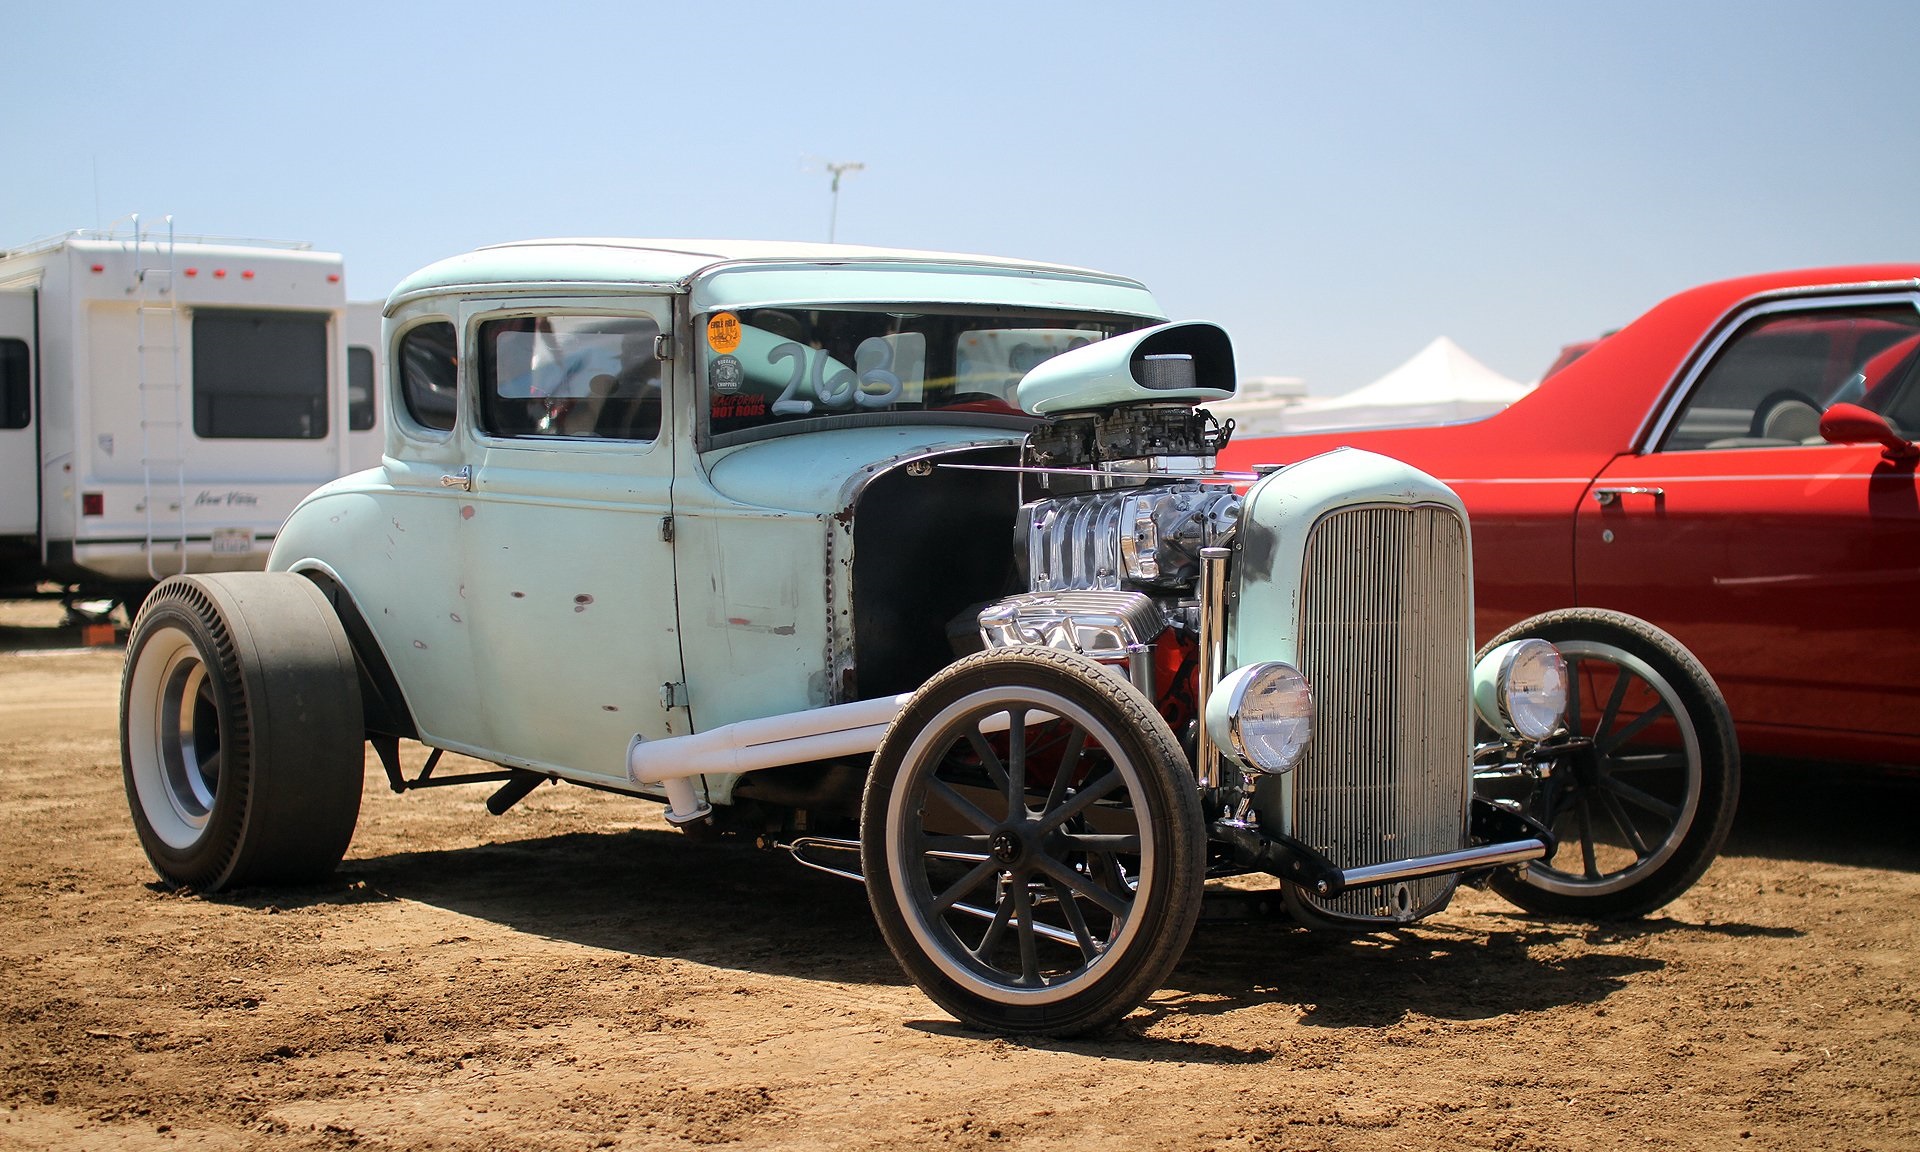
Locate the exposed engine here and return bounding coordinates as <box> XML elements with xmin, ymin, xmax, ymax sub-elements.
<box><xmin>975</xmin><ymin>394</ymin><xmax>1243</xmax><ymax>740</ymax></box>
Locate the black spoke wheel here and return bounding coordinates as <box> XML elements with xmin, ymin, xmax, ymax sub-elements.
<box><xmin>861</xmin><ymin>648</ymin><xmax>1204</xmax><ymax>1036</ymax></box>
<box><xmin>122</xmin><ymin>573</ymin><xmax>366</xmax><ymax>891</ymax></box>
<box><xmin>1478</xmin><ymin>609</ymin><xmax>1739</xmax><ymax>918</ymax></box>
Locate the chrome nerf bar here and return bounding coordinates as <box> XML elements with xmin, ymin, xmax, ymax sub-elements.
<box><xmin>1211</xmin><ymin>817</ymin><xmax>1549</xmax><ymax>899</ymax></box>
<box><xmin>1338</xmin><ymin>839</ymin><xmax>1548</xmax><ymax>893</ymax></box>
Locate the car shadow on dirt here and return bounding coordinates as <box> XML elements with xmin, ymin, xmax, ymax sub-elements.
<box><xmin>227</xmin><ymin>822</ymin><xmax>1784</xmax><ymax>1061</ymax></box>
<box><xmin>907</xmin><ymin>915</ymin><xmax>1675</xmax><ymax>1063</ymax></box>
<box><xmin>323</xmin><ymin>828</ymin><xmax>906</xmax><ymax>986</ymax></box>
<box><xmin>1728</xmin><ymin>757</ymin><xmax>1920</xmax><ymax>871</ymax></box>
<box><xmin>1174</xmin><ymin>914</ymin><xmax>1665</xmax><ymax>1028</ymax></box>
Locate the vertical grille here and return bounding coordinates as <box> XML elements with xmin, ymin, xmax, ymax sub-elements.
<box><xmin>1292</xmin><ymin>504</ymin><xmax>1471</xmax><ymax>922</ymax></box>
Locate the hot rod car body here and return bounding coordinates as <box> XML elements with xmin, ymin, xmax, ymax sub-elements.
<box><xmin>119</xmin><ymin>241</ymin><xmax>1739</xmax><ymax>1034</ymax></box>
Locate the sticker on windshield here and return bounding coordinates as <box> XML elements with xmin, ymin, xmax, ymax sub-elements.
<box><xmin>709</xmin><ymin>354</ymin><xmax>744</xmax><ymax>395</ymax></box>
<box><xmin>707</xmin><ymin>312</ymin><xmax>742</xmax><ymax>355</ymax></box>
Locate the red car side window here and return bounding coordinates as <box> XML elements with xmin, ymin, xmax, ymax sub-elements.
<box><xmin>1664</xmin><ymin>305</ymin><xmax>1920</xmax><ymax>451</ymax></box>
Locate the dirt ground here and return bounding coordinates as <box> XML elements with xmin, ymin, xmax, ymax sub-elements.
<box><xmin>1</xmin><ymin>601</ymin><xmax>1915</xmax><ymax>1152</ymax></box>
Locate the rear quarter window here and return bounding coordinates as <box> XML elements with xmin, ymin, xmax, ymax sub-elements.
<box><xmin>397</xmin><ymin>321</ymin><xmax>459</xmax><ymax>433</ymax></box>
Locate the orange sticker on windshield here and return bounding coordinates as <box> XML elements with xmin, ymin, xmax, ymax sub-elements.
<box><xmin>707</xmin><ymin>312</ymin><xmax>742</xmax><ymax>355</ymax></box>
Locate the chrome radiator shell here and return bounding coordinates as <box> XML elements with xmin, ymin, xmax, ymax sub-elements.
<box><xmin>1229</xmin><ymin>449</ymin><xmax>1476</xmax><ymax>926</ymax></box>
<box><xmin>1285</xmin><ymin>502</ymin><xmax>1473</xmax><ymax>923</ymax></box>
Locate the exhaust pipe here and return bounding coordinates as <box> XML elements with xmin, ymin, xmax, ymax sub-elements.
<box><xmin>628</xmin><ymin>693</ymin><xmax>912</xmax><ymax>824</ymax></box>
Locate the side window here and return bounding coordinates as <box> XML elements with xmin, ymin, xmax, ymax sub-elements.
<box><xmin>192</xmin><ymin>309</ymin><xmax>329</xmax><ymax>439</ymax></box>
<box><xmin>1663</xmin><ymin>305</ymin><xmax>1920</xmax><ymax>451</ymax></box>
<box><xmin>397</xmin><ymin>321</ymin><xmax>458</xmax><ymax>433</ymax></box>
<box><xmin>477</xmin><ymin>314</ymin><xmax>662</xmax><ymax>441</ymax></box>
<box><xmin>0</xmin><ymin>338</ymin><xmax>27</xmax><ymax>429</ymax></box>
<box><xmin>347</xmin><ymin>345</ymin><xmax>377</xmax><ymax>432</ymax></box>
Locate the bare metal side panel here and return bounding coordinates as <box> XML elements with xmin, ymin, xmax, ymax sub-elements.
<box><xmin>1293</xmin><ymin>504</ymin><xmax>1471</xmax><ymax>922</ymax></box>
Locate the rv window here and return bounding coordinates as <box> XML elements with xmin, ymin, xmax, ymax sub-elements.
<box><xmin>0</xmin><ymin>339</ymin><xmax>26</xmax><ymax>429</ymax></box>
<box><xmin>398</xmin><ymin>322</ymin><xmax>458</xmax><ymax>432</ymax></box>
<box><xmin>477</xmin><ymin>314</ymin><xmax>662</xmax><ymax>441</ymax></box>
<box><xmin>348</xmin><ymin>345</ymin><xmax>377</xmax><ymax>432</ymax></box>
<box><xmin>192</xmin><ymin>310</ymin><xmax>329</xmax><ymax>439</ymax></box>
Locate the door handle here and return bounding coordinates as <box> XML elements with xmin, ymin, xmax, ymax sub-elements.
<box><xmin>1593</xmin><ymin>485</ymin><xmax>1663</xmax><ymax>506</ymax></box>
<box><xmin>439</xmin><ymin>465</ymin><xmax>472</xmax><ymax>492</ymax></box>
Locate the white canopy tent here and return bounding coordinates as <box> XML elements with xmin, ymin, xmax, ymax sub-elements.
<box><xmin>1218</xmin><ymin>337</ymin><xmax>1531</xmax><ymax>436</ymax></box>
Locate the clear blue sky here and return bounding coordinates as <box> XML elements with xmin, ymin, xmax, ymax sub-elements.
<box><xmin>5</xmin><ymin>1</ymin><xmax>1917</xmax><ymax>394</ymax></box>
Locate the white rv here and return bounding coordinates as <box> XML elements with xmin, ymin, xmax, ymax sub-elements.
<box><xmin>0</xmin><ymin>222</ymin><xmax>381</xmax><ymax>602</ymax></box>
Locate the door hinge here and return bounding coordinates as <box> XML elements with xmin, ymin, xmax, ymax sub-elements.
<box><xmin>659</xmin><ymin>682</ymin><xmax>689</xmax><ymax>710</ymax></box>
<box><xmin>659</xmin><ymin>514</ymin><xmax>675</xmax><ymax>542</ymax></box>
<box><xmin>654</xmin><ymin>333</ymin><xmax>674</xmax><ymax>361</ymax></box>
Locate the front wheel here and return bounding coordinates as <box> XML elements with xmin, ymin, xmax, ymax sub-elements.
<box><xmin>1478</xmin><ymin>609</ymin><xmax>1739</xmax><ymax>918</ymax></box>
<box><xmin>861</xmin><ymin>648</ymin><xmax>1205</xmax><ymax>1036</ymax></box>
<box><xmin>121</xmin><ymin>573</ymin><xmax>366</xmax><ymax>891</ymax></box>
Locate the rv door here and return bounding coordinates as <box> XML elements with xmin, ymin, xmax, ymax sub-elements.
<box><xmin>0</xmin><ymin>290</ymin><xmax>36</xmax><ymax>545</ymax></box>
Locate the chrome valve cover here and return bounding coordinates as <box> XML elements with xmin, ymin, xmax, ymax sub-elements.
<box><xmin>977</xmin><ymin>590</ymin><xmax>1167</xmax><ymax>697</ymax></box>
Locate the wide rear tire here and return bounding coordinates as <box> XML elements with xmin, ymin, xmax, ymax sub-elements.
<box><xmin>121</xmin><ymin>573</ymin><xmax>366</xmax><ymax>891</ymax></box>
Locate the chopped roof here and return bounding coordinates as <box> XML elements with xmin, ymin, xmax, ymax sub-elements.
<box><xmin>386</xmin><ymin>237</ymin><xmax>1151</xmax><ymax>314</ymax></box>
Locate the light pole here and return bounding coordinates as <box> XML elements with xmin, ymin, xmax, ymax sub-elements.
<box><xmin>825</xmin><ymin>161</ymin><xmax>864</xmax><ymax>243</ymax></box>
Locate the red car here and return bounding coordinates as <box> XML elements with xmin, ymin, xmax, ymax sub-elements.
<box><xmin>1222</xmin><ymin>264</ymin><xmax>1920</xmax><ymax>770</ymax></box>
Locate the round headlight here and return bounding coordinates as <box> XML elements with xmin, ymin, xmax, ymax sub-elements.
<box><xmin>1473</xmin><ymin>638</ymin><xmax>1567</xmax><ymax>741</ymax></box>
<box><xmin>1206</xmin><ymin>662</ymin><xmax>1314</xmax><ymax>774</ymax></box>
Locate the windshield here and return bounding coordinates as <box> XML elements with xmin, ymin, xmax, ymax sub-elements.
<box><xmin>698</xmin><ymin>305</ymin><xmax>1150</xmax><ymax>447</ymax></box>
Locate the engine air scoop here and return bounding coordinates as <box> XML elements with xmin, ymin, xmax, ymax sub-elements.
<box><xmin>1016</xmin><ymin>320</ymin><xmax>1237</xmax><ymax>416</ymax></box>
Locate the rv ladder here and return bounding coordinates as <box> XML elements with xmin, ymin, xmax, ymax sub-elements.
<box><xmin>133</xmin><ymin>214</ymin><xmax>189</xmax><ymax>581</ymax></box>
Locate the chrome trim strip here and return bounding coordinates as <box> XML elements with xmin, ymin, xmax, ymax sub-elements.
<box><xmin>1194</xmin><ymin>546</ymin><xmax>1231</xmax><ymax>787</ymax></box>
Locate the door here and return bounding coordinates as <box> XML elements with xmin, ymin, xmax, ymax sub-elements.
<box><xmin>0</xmin><ymin>290</ymin><xmax>36</xmax><ymax>540</ymax></box>
<box><xmin>1575</xmin><ymin>296</ymin><xmax>1920</xmax><ymax>740</ymax></box>
<box><xmin>454</xmin><ymin>300</ymin><xmax>682</xmax><ymax>783</ymax></box>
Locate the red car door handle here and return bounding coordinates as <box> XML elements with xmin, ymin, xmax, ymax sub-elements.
<box><xmin>1592</xmin><ymin>486</ymin><xmax>1665</xmax><ymax>506</ymax></box>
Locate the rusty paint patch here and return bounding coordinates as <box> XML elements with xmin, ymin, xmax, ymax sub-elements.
<box><xmin>728</xmin><ymin>617</ymin><xmax>798</xmax><ymax>636</ymax></box>
<box><xmin>601</xmin><ymin>705</ymin><xmax>619</xmax><ymax>712</ymax></box>
<box><xmin>460</xmin><ymin>505</ymin><xmax>475</xmax><ymax>520</ymax></box>
<box><xmin>573</xmin><ymin>594</ymin><xmax>594</xmax><ymax>613</ymax></box>
<box><xmin>511</xmin><ymin>591</ymin><xmax>526</xmax><ymax>599</ymax></box>
<box><xmin>449</xmin><ymin>612</ymin><xmax>462</xmax><ymax>624</ymax></box>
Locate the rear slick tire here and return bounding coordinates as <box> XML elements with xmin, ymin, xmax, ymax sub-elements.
<box><xmin>120</xmin><ymin>573</ymin><xmax>366</xmax><ymax>891</ymax></box>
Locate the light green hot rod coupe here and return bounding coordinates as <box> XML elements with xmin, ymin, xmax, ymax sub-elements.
<box><xmin>118</xmin><ymin>240</ymin><xmax>1739</xmax><ymax>1035</ymax></box>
